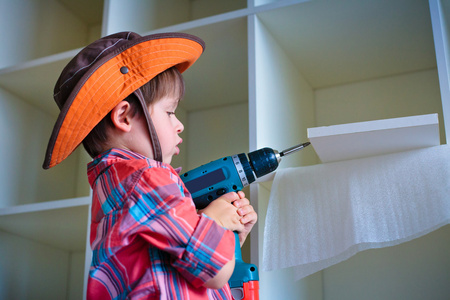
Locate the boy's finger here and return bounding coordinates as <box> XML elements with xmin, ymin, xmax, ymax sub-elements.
<box><xmin>233</xmin><ymin>197</ymin><xmax>249</xmax><ymax>208</ymax></box>
<box><xmin>241</xmin><ymin>211</ymin><xmax>257</xmax><ymax>224</ymax></box>
<box><xmin>237</xmin><ymin>204</ymin><xmax>251</xmax><ymax>215</ymax></box>
<box><xmin>219</xmin><ymin>192</ymin><xmax>240</xmax><ymax>203</ymax></box>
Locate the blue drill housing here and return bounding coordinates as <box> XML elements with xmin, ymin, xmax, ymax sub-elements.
<box><xmin>181</xmin><ymin>154</ymin><xmax>255</xmax><ymax>209</ymax></box>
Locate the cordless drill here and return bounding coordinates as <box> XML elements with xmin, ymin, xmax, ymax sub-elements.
<box><xmin>180</xmin><ymin>142</ymin><xmax>310</xmax><ymax>300</ymax></box>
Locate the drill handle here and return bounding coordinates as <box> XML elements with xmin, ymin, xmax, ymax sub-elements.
<box><xmin>229</xmin><ymin>232</ymin><xmax>259</xmax><ymax>300</ymax></box>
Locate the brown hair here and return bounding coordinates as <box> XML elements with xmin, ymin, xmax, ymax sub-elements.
<box><xmin>82</xmin><ymin>66</ymin><xmax>185</xmax><ymax>158</ymax></box>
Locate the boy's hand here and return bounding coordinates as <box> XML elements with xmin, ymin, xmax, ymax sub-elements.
<box><xmin>232</xmin><ymin>191</ymin><xmax>257</xmax><ymax>246</ymax></box>
<box><xmin>199</xmin><ymin>192</ymin><xmax>245</xmax><ymax>233</ymax></box>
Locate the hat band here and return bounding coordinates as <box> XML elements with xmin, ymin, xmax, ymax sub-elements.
<box><xmin>133</xmin><ymin>89</ymin><xmax>162</xmax><ymax>162</ymax></box>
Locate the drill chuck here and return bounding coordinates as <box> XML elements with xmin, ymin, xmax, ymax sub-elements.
<box><xmin>246</xmin><ymin>142</ymin><xmax>310</xmax><ymax>178</ymax></box>
<box><xmin>247</xmin><ymin>148</ymin><xmax>280</xmax><ymax>178</ymax></box>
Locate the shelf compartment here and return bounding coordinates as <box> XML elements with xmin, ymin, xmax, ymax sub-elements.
<box><xmin>0</xmin><ymin>51</ymin><xmax>76</xmax><ymax>117</ymax></box>
<box><xmin>0</xmin><ymin>196</ymin><xmax>90</xmax><ymax>251</ymax></box>
<box><xmin>180</xmin><ymin>17</ymin><xmax>249</xmax><ymax>170</ymax></box>
<box><xmin>252</xmin><ymin>0</ymin><xmax>443</xmax><ymax>153</ymax></box>
<box><xmin>105</xmin><ymin>0</ymin><xmax>246</xmax><ymax>34</ymax></box>
<box><xmin>0</xmin><ymin>83</ymin><xmax>91</xmax><ymax>207</ymax></box>
<box><xmin>256</xmin><ymin>0</ymin><xmax>436</xmax><ymax>89</ymax></box>
<box><xmin>0</xmin><ymin>197</ymin><xmax>90</xmax><ymax>299</ymax></box>
<box><xmin>181</xmin><ymin>17</ymin><xmax>248</xmax><ymax>112</ymax></box>
<box><xmin>0</xmin><ymin>0</ymin><xmax>103</xmax><ymax>69</ymax></box>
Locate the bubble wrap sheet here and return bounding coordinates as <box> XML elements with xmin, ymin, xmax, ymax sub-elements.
<box><xmin>262</xmin><ymin>145</ymin><xmax>450</xmax><ymax>280</ymax></box>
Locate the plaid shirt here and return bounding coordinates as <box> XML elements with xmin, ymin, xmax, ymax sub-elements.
<box><xmin>86</xmin><ymin>148</ymin><xmax>235</xmax><ymax>299</ymax></box>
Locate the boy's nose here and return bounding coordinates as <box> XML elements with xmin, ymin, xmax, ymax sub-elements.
<box><xmin>176</xmin><ymin>117</ymin><xmax>184</xmax><ymax>133</ymax></box>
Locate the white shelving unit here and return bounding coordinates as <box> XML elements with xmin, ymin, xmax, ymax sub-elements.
<box><xmin>0</xmin><ymin>0</ymin><xmax>449</xmax><ymax>299</ymax></box>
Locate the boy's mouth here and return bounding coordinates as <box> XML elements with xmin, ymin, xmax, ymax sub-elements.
<box><xmin>175</xmin><ymin>139</ymin><xmax>183</xmax><ymax>155</ymax></box>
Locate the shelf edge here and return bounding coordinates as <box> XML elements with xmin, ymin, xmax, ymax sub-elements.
<box><xmin>0</xmin><ymin>197</ymin><xmax>91</xmax><ymax>216</ymax></box>
<box><xmin>147</xmin><ymin>0</ymin><xmax>311</xmax><ymax>34</ymax></box>
<box><xmin>0</xmin><ymin>48</ymin><xmax>81</xmax><ymax>76</ymax></box>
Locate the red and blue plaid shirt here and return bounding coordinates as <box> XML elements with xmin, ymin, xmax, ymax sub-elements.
<box><xmin>86</xmin><ymin>148</ymin><xmax>235</xmax><ymax>299</ymax></box>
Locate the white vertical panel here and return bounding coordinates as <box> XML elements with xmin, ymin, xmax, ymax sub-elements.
<box><xmin>254</xmin><ymin>14</ymin><xmax>321</xmax><ymax>300</ymax></box>
<box><xmin>83</xmin><ymin>205</ymin><xmax>92</xmax><ymax>300</ymax></box>
<box><xmin>429</xmin><ymin>0</ymin><xmax>450</xmax><ymax>143</ymax></box>
<box><xmin>254</xmin><ymin>16</ymin><xmax>316</xmax><ymax>168</ymax></box>
<box><xmin>248</xmin><ymin>13</ymin><xmax>260</xmax><ymax>266</ymax></box>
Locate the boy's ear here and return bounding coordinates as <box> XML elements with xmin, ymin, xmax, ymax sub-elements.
<box><xmin>110</xmin><ymin>101</ymin><xmax>133</xmax><ymax>132</ymax></box>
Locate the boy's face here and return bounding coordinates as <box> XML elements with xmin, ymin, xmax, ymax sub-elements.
<box><xmin>148</xmin><ymin>95</ymin><xmax>184</xmax><ymax>164</ymax></box>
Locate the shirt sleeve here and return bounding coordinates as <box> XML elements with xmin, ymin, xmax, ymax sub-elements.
<box><xmin>124</xmin><ymin>165</ymin><xmax>235</xmax><ymax>287</ymax></box>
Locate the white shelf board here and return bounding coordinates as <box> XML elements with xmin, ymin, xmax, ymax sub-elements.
<box><xmin>308</xmin><ymin>113</ymin><xmax>440</xmax><ymax>163</ymax></box>
<box><xmin>0</xmin><ymin>197</ymin><xmax>90</xmax><ymax>252</ymax></box>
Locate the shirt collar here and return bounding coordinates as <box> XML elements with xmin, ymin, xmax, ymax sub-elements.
<box><xmin>86</xmin><ymin>148</ymin><xmax>182</xmax><ymax>186</ymax></box>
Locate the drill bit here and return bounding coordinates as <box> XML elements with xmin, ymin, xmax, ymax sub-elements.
<box><xmin>280</xmin><ymin>142</ymin><xmax>310</xmax><ymax>157</ymax></box>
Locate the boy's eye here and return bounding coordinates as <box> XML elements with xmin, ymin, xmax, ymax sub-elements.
<box><xmin>167</xmin><ymin>111</ymin><xmax>175</xmax><ymax>116</ymax></box>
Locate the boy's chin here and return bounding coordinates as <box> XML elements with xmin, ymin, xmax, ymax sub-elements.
<box><xmin>163</xmin><ymin>156</ymin><xmax>173</xmax><ymax>165</ymax></box>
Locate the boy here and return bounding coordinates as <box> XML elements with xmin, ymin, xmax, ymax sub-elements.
<box><xmin>43</xmin><ymin>32</ymin><xmax>257</xmax><ymax>299</ymax></box>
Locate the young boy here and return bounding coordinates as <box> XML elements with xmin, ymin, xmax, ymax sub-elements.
<box><xmin>43</xmin><ymin>32</ymin><xmax>257</xmax><ymax>299</ymax></box>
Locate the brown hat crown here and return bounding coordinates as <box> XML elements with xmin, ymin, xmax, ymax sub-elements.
<box><xmin>54</xmin><ymin>32</ymin><xmax>143</xmax><ymax>110</ymax></box>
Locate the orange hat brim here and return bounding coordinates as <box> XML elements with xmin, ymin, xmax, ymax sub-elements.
<box><xmin>43</xmin><ymin>33</ymin><xmax>204</xmax><ymax>169</ymax></box>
